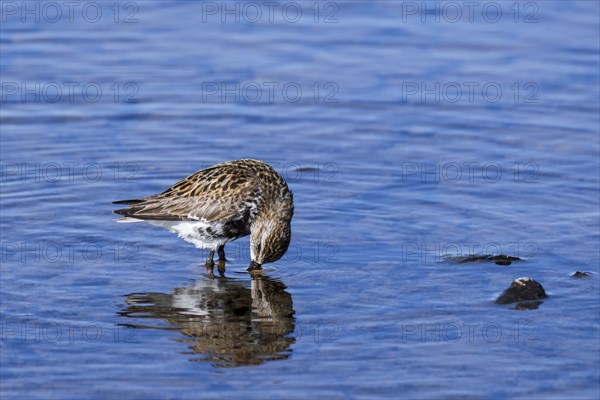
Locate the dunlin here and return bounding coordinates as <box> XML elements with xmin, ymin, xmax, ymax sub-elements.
<box><xmin>113</xmin><ymin>159</ymin><xmax>294</xmax><ymax>270</ymax></box>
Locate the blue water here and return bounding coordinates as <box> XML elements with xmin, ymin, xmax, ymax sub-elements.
<box><xmin>1</xmin><ymin>1</ymin><xmax>599</xmax><ymax>398</ymax></box>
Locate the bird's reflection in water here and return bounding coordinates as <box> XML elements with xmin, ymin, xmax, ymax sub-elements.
<box><xmin>119</xmin><ymin>262</ymin><xmax>295</xmax><ymax>367</ymax></box>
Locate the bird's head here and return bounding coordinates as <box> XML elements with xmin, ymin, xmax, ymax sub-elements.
<box><xmin>249</xmin><ymin>217</ymin><xmax>292</xmax><ymax>270</ymax></box>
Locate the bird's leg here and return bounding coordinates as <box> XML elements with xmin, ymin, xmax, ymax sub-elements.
<box><xmin>217</xmin><ymin>245</ymin><xmax>227</xmax><ymax>262</ymax></box>
<box><xmin>205</xmin><ymin>248</ymin><xmax>215</xmax><ymax>268</ymax></box>
<box><xmin>206</xmin><ymin>265</ymin><xmax>215</xmax><ymax>279</ymax></box>
<box><xmin>216</xmin><ymin>259</ymin><xmax>226</xmax><ymax>277</ymax></box>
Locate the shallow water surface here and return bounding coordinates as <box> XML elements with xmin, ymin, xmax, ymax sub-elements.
<box><xmin>1</xmin><ymin>1</ymin><xmax>599</xmax><ymax>399</ymax></box>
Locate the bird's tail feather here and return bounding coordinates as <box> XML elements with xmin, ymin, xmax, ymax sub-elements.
<box><xmin>113</xmin><ymin>199</ymin><xmax>144</xmax><ymax>205</ymax></box>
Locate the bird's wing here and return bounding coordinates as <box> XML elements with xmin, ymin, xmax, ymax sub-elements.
<box><xmin>113</xmin><ymin>165</ymin><xmax>260</xmax><ymax>222</ymax></box>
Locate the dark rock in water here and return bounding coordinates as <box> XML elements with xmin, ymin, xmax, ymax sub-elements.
<box><xmin>445</xmin><ymin>254</ymin><xmax>522</xmax><ymax>265</ymax></box>
<box><xmin>495</xmin><ymin>278</ymin><xmax>547</xmax><ymax>306</ymax></box>
<box><xmin>294</xmin><ymin>166</ymin><xmax>319</xmax><ymax>172</ymax></box>
<box><xmin>571</xmin><ymin>271</ymin><xmax>592</xmax><ymax>278</ymax></box>
<box><xmin>490</xmin><ymin>255</ymin><xmax>520</xmax><ymax>266</ymax></box>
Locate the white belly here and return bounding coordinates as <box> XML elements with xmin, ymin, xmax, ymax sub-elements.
<box><xmin>147</xmin><ymin>220</ymin><xmax>228</xmax><ymax>249</ymax></box>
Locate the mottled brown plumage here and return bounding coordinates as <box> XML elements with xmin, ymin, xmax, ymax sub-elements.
<box><xmin>113</xmin><ymin>159</ymin><xmax>294</xmax><ymax>270</ymax></box>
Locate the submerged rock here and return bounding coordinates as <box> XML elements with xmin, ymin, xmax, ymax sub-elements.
<box><xmin>571</xmin><ymin>271</ymin><xmax>592</xmax><ymax>278</ymax></box>
<box><xmin>495</xmin><ymin>277</ymin><xmax>547</xmax><ymax>308</ymax></box>
<box><xmin>446</xmin><ymin>254</ymin><xmax>522</xmax><ymax>266</ymax></box>
<box><xmin>489</xmin><ymin>255</ymin><xmax>521</xmax><ymax>266</ymax></box>
<box><xmin>514</xmin><ymin>301</ymin><xmax>544</xmax><ymax>311</ymax></box>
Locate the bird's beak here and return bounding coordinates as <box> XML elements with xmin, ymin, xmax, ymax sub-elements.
<box><xmin>247</xmin><ymin>260</ymin><xmax>262</xmax><ymax>271</ymax></box>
